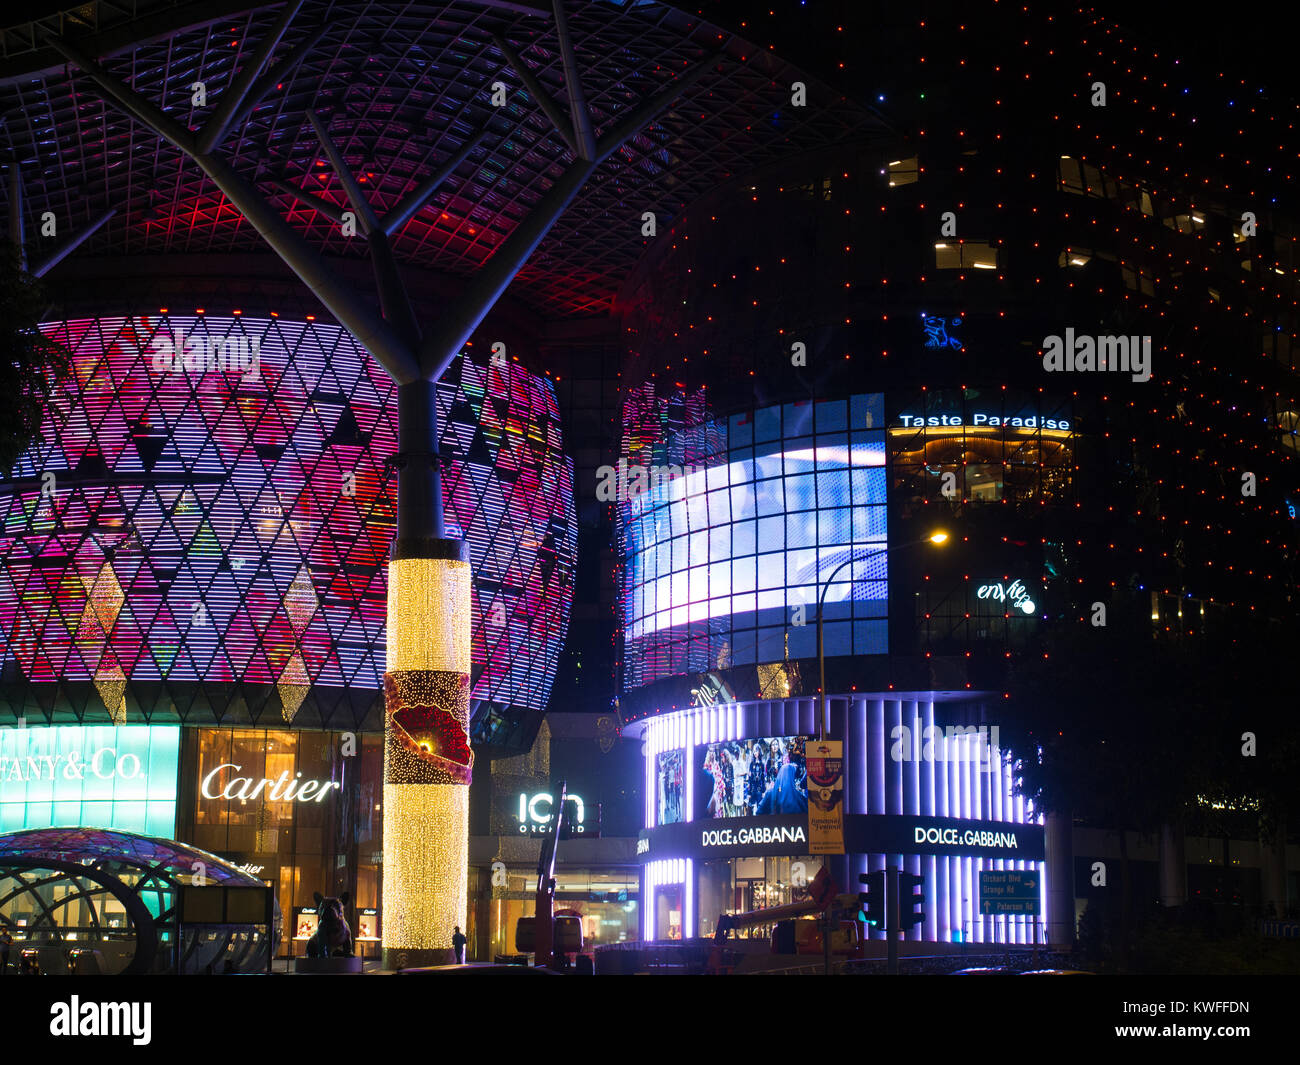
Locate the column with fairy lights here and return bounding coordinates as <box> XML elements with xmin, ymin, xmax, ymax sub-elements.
<box><xmin>382</xmin><ymin>542</ymin><xmax>472</xmax><ymax>966</ymax></box>
<box><xmin>381</xmin><ymin>381</ymin><xmax>472</xmax><ymax>969</ymax></box>
<box><xmin>43</xmin><ymin>1</ymin><xmax>712</xmax><ymax>972</ymax></box>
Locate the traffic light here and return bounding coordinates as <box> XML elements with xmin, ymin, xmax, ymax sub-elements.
<box><xmin>857</xmin><ymin>870</ymin><xmax>886</xmax><ymax>929</ymax></box>
<box><xmin>899</xmin><ymin>872</ymin><xmax>925</xmax><ymax>928</ymax></box>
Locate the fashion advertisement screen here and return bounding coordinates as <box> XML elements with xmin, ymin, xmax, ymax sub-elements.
<box><xmin>657</xmin><ymin>749</ymin><xmax>686</xmax><ymax>826</ymax></box>
<box><xmin>698</xmin><ymin>735</ymin><xmax>807</xmax><ymax>820</ymax></box>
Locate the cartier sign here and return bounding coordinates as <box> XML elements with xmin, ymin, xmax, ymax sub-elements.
<box><xmin>200</xmin><ymin>763</ymin><xmax>341</xmax><ymax>803</ymax></box>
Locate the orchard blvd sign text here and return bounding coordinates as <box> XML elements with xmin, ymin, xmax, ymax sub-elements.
<box><xmin>200</xmin><ymin>764</ymin><xmax>341</xmax><ymax>803</ymax></box>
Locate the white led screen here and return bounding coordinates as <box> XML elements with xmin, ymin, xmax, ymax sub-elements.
<box><xmin>621</xmin><ymin>395</ymin><xmax>888</xmax><ymax>688</ymax></box>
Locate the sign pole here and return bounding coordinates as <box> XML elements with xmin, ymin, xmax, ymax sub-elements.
<box><xmin>887</xmin><ymin>865</ymin><xmax>899</xmax><ymax>976</ymax></box>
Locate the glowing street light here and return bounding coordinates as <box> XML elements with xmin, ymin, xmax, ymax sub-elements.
<box><xmin>817</xmin><ymin>533</ymin><xmax>949</xmax><ymax>739</ymax></box>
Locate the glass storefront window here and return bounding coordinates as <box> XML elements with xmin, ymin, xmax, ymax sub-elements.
<box><xmin>483</xmin><ymin>867</ymin><xmax>639</xmax><ymax>958</ymax></box>
<box><xmin>179</xmin><ymin>728</ymin><xmax>383</xmax><ymax>958</ymax></box>
<box><xmin>697</xmin><ymin>856</ymin><xmax>824</xmax><ymax>940</ymax></box>
<box><xmin>657</xmin><ymin>884</ymin><xmax>683</xmax><ymax>940</ymax></box>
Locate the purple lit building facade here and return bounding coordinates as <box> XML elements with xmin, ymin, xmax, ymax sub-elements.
<box><xmin>615</xmin><ymin>392</ymin><xmax>1046</xmax><ymax>947</ymax></box>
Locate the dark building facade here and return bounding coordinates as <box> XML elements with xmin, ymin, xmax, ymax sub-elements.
<box><xmin>595</xmin><ymin>3</ymin><xmax>1300</xmax><ymax>946</ymax></box>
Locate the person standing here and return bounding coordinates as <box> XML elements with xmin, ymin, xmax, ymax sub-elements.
<box><xmin>719</xmin><ymin>750</ymin><xmax>737</xmax><ymax>817</ymax></box>
<box><xmin>732</xmin><ymin>743</ymin><xmax>751</xmax><ymax>813</ymax></box>
<box><xmin>704</xmin><ymin>747</ymin><xmax>726</xmax><ymax>817</ymax></box>
<box><xmin>452</xmin><ymin>925</ymin><xmax>467</xmax><ymax>964</ymax></box>
<box><xmin>0</xmin><ymin>929</ymin><xmax>11</xmax><ymax>974</ymax></box>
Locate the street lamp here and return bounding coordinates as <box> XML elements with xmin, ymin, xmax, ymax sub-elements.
<box><xmin>815</xmin><ymin>532</ymin><xmax>949</xmax><ymax>739</ymax></box>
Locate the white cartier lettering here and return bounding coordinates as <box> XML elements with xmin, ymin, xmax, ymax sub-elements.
<box><xmin>200</xmin><ymin>763</ymin><xmax>339</xmax><ymax>803</ymax></box>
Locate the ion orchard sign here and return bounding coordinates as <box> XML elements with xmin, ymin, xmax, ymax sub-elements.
<box><xmin>517</xmin><ymin>792</ymin><xmax>585</xmax><ymax>833</ymax></box>
<box><xmin>199</xmin><ymin>764</ymin><xmax>340</xmax><ymax>803</ymax></box>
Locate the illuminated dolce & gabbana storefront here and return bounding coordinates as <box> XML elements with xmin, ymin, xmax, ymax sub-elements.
<box><xmin>631</xmin><ymin>697</ymin><xmax>1047</xmax><ymax>948</ymax></box>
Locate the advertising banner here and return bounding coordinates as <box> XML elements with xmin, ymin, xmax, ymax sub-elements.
<box><xmin>0</xmin><ymin>725</ymin><xmax>180</xmax><ymax>834</ymax></box>
<box><xmin>806</xmin><ymin>740</ymin><xmax>844</xmax><ymax>854</ymax></box>
<box><xmin>696</xmin><ymin>734</ymin><xmax>808</xmax><ymax>821</ymax></box>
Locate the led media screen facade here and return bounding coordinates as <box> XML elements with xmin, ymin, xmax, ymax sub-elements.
<box><xmin>0</xmin><ymin>317</ymin><xmax>576</xmax><ymax>737</ymax></box>
<box><xmin>620</xmin><ymin>394</ymin><xmax>888</xmax><ymax>689</ymax></box>
<box><xmin>656</xmin><ymin>735</ymin><xmax>809</xmax><ymax>826</ymax></box>
<box><xmin>698</xmin><ymin>735</ymin><xmax>807</xmax><ymax>819</ymax></box>
<box><xmin>0</xmin><ymin>725</ymin><xmax>179</xmax><ymax>834</ymax></box>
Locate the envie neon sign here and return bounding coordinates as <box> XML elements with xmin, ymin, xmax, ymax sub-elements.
<box><xmin>976</xmin><ymin>579</ymin><xmax>1037</xmax><ymax>614</ymax></box>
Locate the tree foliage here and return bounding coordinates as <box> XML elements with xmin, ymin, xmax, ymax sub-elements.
<box><xmin>0</xmin><ymin>243</ymin><xmax>68</xmax><ymax>473</ymax></box>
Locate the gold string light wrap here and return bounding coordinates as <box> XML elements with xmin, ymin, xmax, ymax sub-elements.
<box><xmin>382</xmin><ymin>554</ymin><xmax>473</xmax><ymax>968</ymax></box>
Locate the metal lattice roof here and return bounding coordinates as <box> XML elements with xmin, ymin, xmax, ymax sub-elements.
<box><xmin>0</xmin><ymin>0</ymin><xmax>889</xmax><ymax>319</ymax></box>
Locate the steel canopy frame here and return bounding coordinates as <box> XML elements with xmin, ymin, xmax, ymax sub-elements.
<box><xmin>41</xmin><ymin>0</ymin><xmax>712</xmax><ymax>967</ymax></box>
<box><xmin>2</xmin><ymin>3</ymin><xmax>887</xmax><ymax>321</ymax></box>
<box><xmin>44</xmin><ymin>1</ymin><xmax>711</xmax><ymax>528</ymax></box>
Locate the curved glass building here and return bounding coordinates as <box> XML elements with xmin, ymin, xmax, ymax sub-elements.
<box><xmin>1</xmin><ymin>315</ymin><xmax>577</xmax><ymax>746</ymax></box>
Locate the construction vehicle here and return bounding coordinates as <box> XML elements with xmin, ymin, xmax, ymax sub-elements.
<box><xmin>515</xmin><ymin>779</ymin><xmax>580</xmax><ymax>970</ymax></box>
<box><xmin>707</xmin><ymin>867</ymin><xmax>865</xmax><ymax>972</ymax></box>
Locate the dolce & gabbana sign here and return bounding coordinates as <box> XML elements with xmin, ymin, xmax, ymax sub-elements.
<box><xmin>638</xmin><ymin>813</ymin><xmax>1044</xmax><ymax>864</ymax></box>
<box><xmin>637</xmin><ymin>815</ymin><xmax>811</xmax><ymax>862</ymax></box>
<box><xmin>913</xmin><ymin>825</ymin><xmax>1021</xmax><ymax>850</ymax></box>
<box><xmin>701</xmin><ymin>824</ymin><xmax>807</xmax><ymax>848</ymax></box>
<box><xmin>845</xmin><ymin>815</ymin><xmax>1044</xmax><ymax>860</ymax></box>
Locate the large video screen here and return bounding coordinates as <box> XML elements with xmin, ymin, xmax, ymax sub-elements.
<box><xmin>0</xmin><ymin>725</ymin><xmax>179</xmax><ymax>834</ymax></box>
<box><xmin>698</xmin><ymin>735</ymin><xmax>808</xmax><ymax>820</ymax></box>
<box><xmin>657</xmin><ymin>749</ymin><xmax>686</xmax><ymax>826</ymax></box>
<box><xmin>0</xmin><ymin>316</ymin><xmax>576</xmax><ymax>727</ymax></box>
<box><xmin>620</xmin><ymin>394</ymin><xmax>888</xmax><ymax>689</ymax></box>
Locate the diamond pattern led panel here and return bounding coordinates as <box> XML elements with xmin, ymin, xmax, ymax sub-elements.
<box><xmin>0</xmin><ymin>316</ymin><xmax>576</xmax><ymax>725</ymax></box>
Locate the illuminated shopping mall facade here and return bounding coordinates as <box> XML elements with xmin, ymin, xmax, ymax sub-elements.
<box><xmin>605</xmin><ymin>2</ymin><xmax>1300</xmax><ymax>940</ymax></box>
<box><xmin>0</xmin><ymin>310</ymin><xmax>578</xmax><ymax>953</ymax></box>
<box><xmin>1</xmin><ymin>1</ymin><xmax>1296</xmax><ymax>968</ymax></box>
